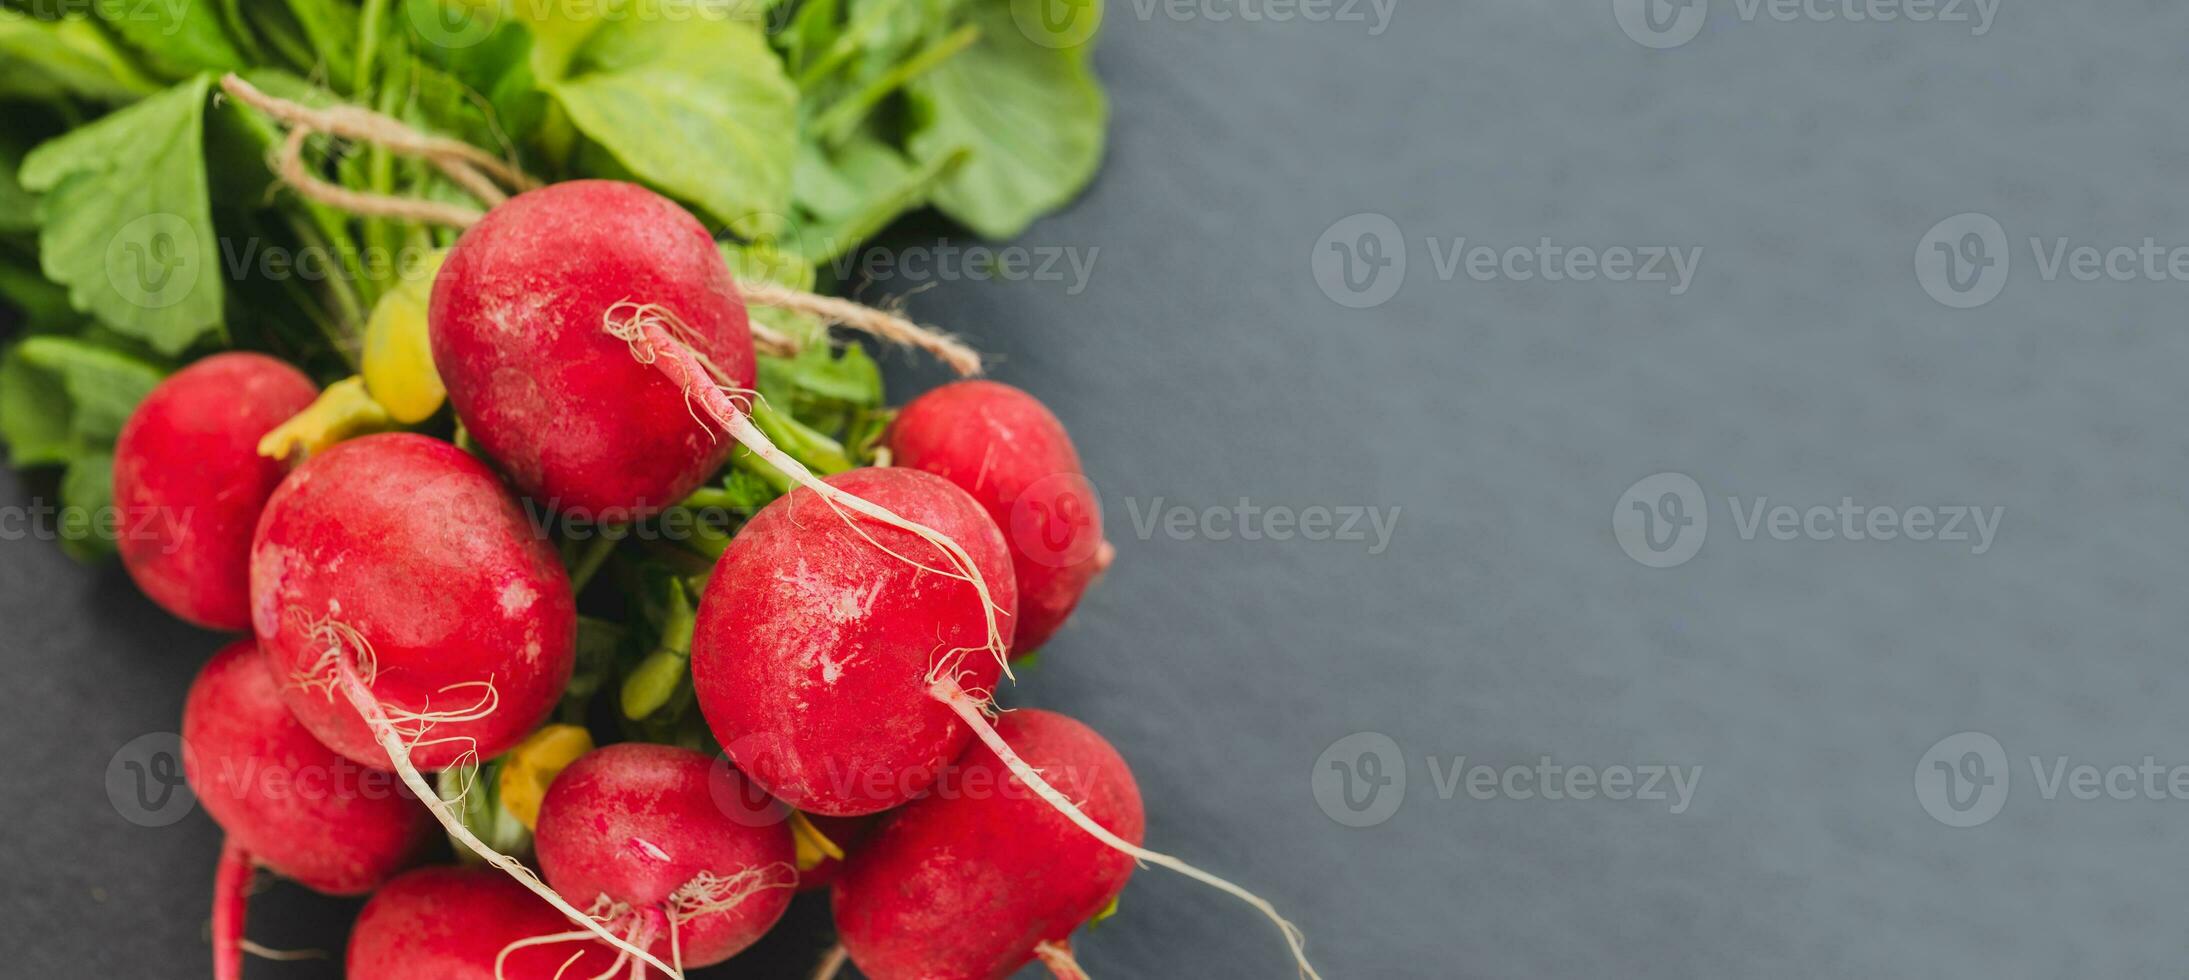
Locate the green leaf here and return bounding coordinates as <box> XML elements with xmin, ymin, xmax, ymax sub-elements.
<box><xmin>16</xmin><ymin>335</ymin><xmax>166</xmax><ymax>443</ymax></box>
<box><xmin>792</xmin><ymin>134</ymin><xmax>964</xmax><ymax>261</ymax></box>
<box><xmin>274</xmin><ymin>0</ymin><xmax>359</xmax><ymax>92</ymax></box>
<box><xmin>547</xmin><ymin>13</ymin><xmax>797</xmax><ymax>236</ymax></box>
<box><xmin>58</xmin><ymin>450</ymin><xmax>117</xmax><ymax>561</ymax></box>
<box><xmin>0</xmin><ymin>135</ymin><xmax>38</xmax><ymax>234</ymax></box>
<box><xmin>907</xmin><ymin>0</ymin><xmax>1107</xmax><ymax>238</ymax></box>
<box><xmin>0</xmin><ymin>12</ymin><xmax>162</xmax><ymax>103</ymax></box>
<box><xmin>756</xmin><ymin>341</ymin><xmax>882</xmax><ymax>409</ymax></box>
<box><xmin>0</xmin><ymin>345</ymin><xmax>73</xmax><ymax>467</ymax></box>
<box><xmin>19</xmin><ymin>75</ymin><xmax>222</xmax><ymax>354</ymax></box>
<box><xmin>91</xmin><ymin>0</ymin><xmax>248</xmax><ymax>77</ymax></box>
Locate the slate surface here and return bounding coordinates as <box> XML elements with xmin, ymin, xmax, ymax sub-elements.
<box><xmin>6</xmin><ymin>2</ymin><xmax>2186</xmax><ymax>976</ymax></box>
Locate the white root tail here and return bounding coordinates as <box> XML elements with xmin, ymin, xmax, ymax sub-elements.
<box><xmin>810</xmin><ymin>943</ymin><xmax>850</xmax><ymax>980</ymax></box>
<box><xmin>934</xmin><ymin>681</ymin><xmax>1322</xmax><ymax>980</ymax></box>
<box><xmin>298</xmin><ymin>616</ymin><xmax>684</xmax><ymax>979</ymax></box>
<box><xmin>1034</xmin><ymin>939</ymin><xmax>1090</xmax><ymax>980</ymax></box>
<box><xmin>604</xmin><ymin>303</ymin><xmax>1011</xmax><ymax>676</ymax></box>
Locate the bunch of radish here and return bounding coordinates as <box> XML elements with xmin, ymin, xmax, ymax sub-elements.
<box><xmin>116</xmin><ymin>179</ymin><xmax>1316</xmax><ymax>979</ymax></box>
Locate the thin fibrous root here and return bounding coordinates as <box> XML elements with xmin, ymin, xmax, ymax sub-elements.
<box><xmin>603</xmin><ymin>302</ymin><xmax>1011</xmax><ymax>676</ymax></box>
<box><xmin>1034</xmin><ymin>939</ymin><xmax>1090</xmax><ymax>980</ymax></box>
<box><xmin>667</xmin><ymin>864</ymin><xmax>798</xmax><ymax>923</ymax></box>
<box><xmin>810</xmin><ymin>943</ymin><xmax>850</xmax><ymax>980</ymax></box>
<box><xmin>932</xmin><ymin>678</ymin><xmax>1322</xmax><ymax>980</ymax></box>
<box><xmin>296</xmin><ymin>613</ymin><xmax>682</xmax><ymax>979</ymax></box>
<box><xmin>212</xmin><ymin>838</ymin><xmax>250</xmax><ymax>980</ymax></box>
<box><xmin>220</xmin><ymin>74</ymin><xmax>536</xmax><ymax>194</ymax></box>
<box><xmin>737</xmin><ymin>279</ymin><xmax>983</xmax><ymax>377</ymax></box>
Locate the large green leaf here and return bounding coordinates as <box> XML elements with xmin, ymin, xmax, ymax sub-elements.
<box><xmin>16</xmin><ymin>335</ymin><xmax>167</xmax><ymax>443</ymax></box>
<box><xmin>91</xmin><ymin>0</ymin><xmax>248</xmax><ymax>76</ymax></box>
<box><xmin>58</xmin><ymin>450</ymin><xmax>118</xmax><ymax>561</ymax></box>
<box><xmin>907</xmin><ymin>0</ymin><xmax>1106</xmax><ymax>238</ymax></box>
<box><xmin>0</xmin><ymin>13</ymin><xmax>161</xmax><ymax>103</ymax></box>
<box><xmin>0</xmin><ymin>344</ymin><xmax>73</xmax><ymax>467</ymax></box>
<box><xmin>548</xmin><ymin>14</ymin><xmax>797</xmax><ymax>236</ymax></box>
<box><xmin>19</xmin><ymin>75</ymin><xmax>222</xmax><ymax>354</ymax></box>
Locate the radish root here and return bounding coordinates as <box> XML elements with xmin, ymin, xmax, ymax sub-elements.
<box><xmin>1034</xmin><ymin>939</ymin><xmax>1090</xmax><ymax>980</ymax></box>
<box><xmin>212</xmin><ymin>838</ymin><xmax>250</xmax><ymax>980</ymax></box>
<box><xmin>933</xmin><ymin>677</ymin><xmax>1322</xmax><ymax>980</ymax></box>
<box><xmin>604</xmin><ymin>302</ymin><xmax>1012</xmax><ymax>675</ymax></box>
<box><xmin>289</xmin><ymin>612</ymin><xmax>684</xmax><ymax>979</ymax></box>
<box><xmin>216</xmin><ymin>72</ymin><xmax>986</xmax><ymax>376</ymax></box>
<box><xmin>492</xmin><ymin>865</ymin><xmax>791</xmax><ymax>980</ymax></box>
<box><xmin>810</xmin><ymin>943</ymin><xmax>850</xmax><ymax>980</ymax></box>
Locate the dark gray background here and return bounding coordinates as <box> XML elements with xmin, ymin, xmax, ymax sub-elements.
<box><xmin>8</xmin><ymin>1</ymin><xmax>2188</xmax><ymax>976</ymax></box>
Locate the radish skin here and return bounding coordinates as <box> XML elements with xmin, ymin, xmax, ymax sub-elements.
<box><xmin>114</xmin><ymin>352</ymin><xmax>317</xmax><ymax>630</ymax></box>
<box><xmin>348</xmin><ymin>867</ymin><xmax>635</xmax><ymax>979</ymax></box>
<box><xmin>531</xmin><ymin>744</ymin><xmax>796</xmax><ymax>970</ymax></box>
<box><xmin>691</xmin><ymin>467</ymin><xmax>1017</xmax><ymax>816</ymax></box>
<box><xmin>832</xmin><ymin>710</ymin><xmax>1143</xmax><ymax>980</ymax></box>
<box><xmin>887</xmin><ymin>380</ymin><xmax>1110</xmax><ymax>655</ymax></box>
<box><xmin>430</xmin><ymin>180</ymin><xmax>757</xmax><ymax>517</ymax></box>
<box><xmin>182</xmin><ymin>639</ymin><xmax>432</xmax><ymax>979</ymax></box>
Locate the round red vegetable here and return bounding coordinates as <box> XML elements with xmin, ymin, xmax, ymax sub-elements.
<box><xmin>533</xmin><ymin>743</ymin><xmax>796</xmax><ymax>969</ymax></box>
<box><xmin>429</xmin><ymin>179</ymin><xmax>757</xmax><ymax>518</ymax></box>
<box><xmin>888</xmin><ymin>380</ymin><xmax>1109</xmax><ymax>655</ymax></box>
<box><xmin>833</xmin><ymin>709</ymin><xmax>1144</xmax><ymax>980</ymax></box>
<box><xmin>114</xmin><ymin>352</ymin><xmax>317</xmax><ymax>630</ymax></box>
<box><xmin>348</xmin><ymin>866</ymin><xmax>635</xmax><ymax>979</ymax></box>
<box><xmin>249</xmin><ymin>432</ymin><xmax>576</xmax><ymax>771</ymax></box>
<box><xmin>184</xmin><ymin>639</ymin><xmax>431</xmax><ymax>893</ymax></box>
<box><xmin>692</xmin><ymin>466</ymin><xmax>1017</xmax><ymax>817</ymax></box>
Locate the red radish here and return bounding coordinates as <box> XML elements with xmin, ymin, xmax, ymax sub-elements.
<box><xmin>691</xmin><ymin>467</ymin><xmax>1017</xmax><ymax>817</ymax></box>
<box><xmin>248</xmin><ymin>433</ymin><xmax>666</xmax><ymax>970</ymax></box>
<box><xmin>531</xmin><ymin>743</ymin><xmax>797</xmax><ymax>971</ymax></box>
<box><xmin>832</xmin><ymin>709</ymin><xmax>1143</xmax><ymax>980</ymax></box>
<box><xmin>348</xmin><ymin>866</ymin><xmax>634</xmax><ymax>979</ymax></box>
<box><xmin>184</xmin><ymin>639</ymin><xmax>431</xmax><ymax>980</ymax></box>
<box><xmin>887</xmin><ymin>380</ymin><xmax>1111</xmax><ymax>655</ymax></box>
<box><xmin>249</xmin><ymin>432</ymin><xmax>574</xmax><ymax>772</ymax></box>
<box><xmin>114</xmin><ymin>352</ymin><xmax>317</xmax><ymax>630</ymax></box>
<box><xmin>429</xmin><ymin>179</ymin><xmax>757</xmax><ymax>518</ymax></box>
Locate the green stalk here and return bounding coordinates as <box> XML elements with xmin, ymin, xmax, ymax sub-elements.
<box><xmin>813</xmin><ymin>24</ymin><xmax>981</xmax><ymax>146</ymax></box>
<box><xmin>354</xmin><ymin>0</ymin><xmax>389</xmax><ymax>98</ymax></box>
